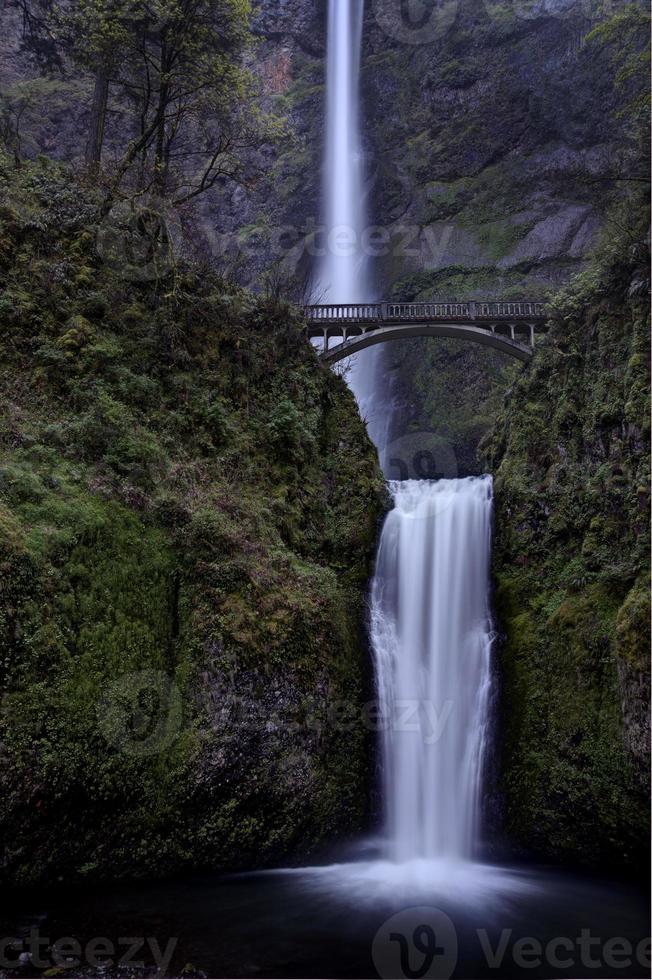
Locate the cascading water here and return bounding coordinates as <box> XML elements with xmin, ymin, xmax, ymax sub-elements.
<box><xmin>319</xmin><ymin>0</ymin><xmax>367</xmax><ymax>303</ymax></box>
<box><xmin>160</xmin><ymin>4</ymin><xmax>649</xmax><ymax>962</ymax></box>
<box><xmin>371</xmin><ymin>477</ymin><xmax>495</xmax><ymax>863</ymax></box>
<box><xmin>319</xmin><ymin>0</ymin><xmax>495</xmax><ymax>868</ymax></box>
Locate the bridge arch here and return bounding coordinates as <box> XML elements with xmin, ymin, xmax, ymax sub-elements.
<box><xmin>304</xmin><ymin>300</ymin><xmax>547</xmax><ymax>365</ymax></box>
<box><xmin>319</xmin><ymin>322</ymin><xmax>533</xmax><ymax>363</ymax></box>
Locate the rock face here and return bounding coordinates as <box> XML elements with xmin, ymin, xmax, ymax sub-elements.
<box><xmin>3</xmin><ymin>1</ymin><xmax>643</xmax><ymax>281</ymax></box>
<box><xmin>352</xmin><ymin>0</ymin><xmax>645</xmax><ymax>471</ymax></box>
<box><xmin>187</xmin><ymin>0</ymin><xmax>644</xmax><ymax>476</ymax></box>
<box><xmin>197</xmin><ymin>0</ymin><xmax>632</xmax><ymax>298</ymax></box>
<box><xmin>486</xmin><ymin>219</ymin><xmax>650</xmax><ymax>868</ymax></box>
<box><xmin>499</xmin><ymin>205</ymin><xmax>599</xmax><ymax>266</ymax></box>
<box><xmin>0</xmin><ymin>157</ymin><xmax>385</xmax><ymax>885</ymax></box>
<box><xmin>1</xmin><ymin>0</ymin><xmax>640</xmax><ymax>303</ymax></box>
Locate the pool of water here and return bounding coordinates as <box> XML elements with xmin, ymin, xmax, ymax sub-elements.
<box><xmin>1</xmin><ymin>846</ymin><xmax>649</xmax><ymax>979</ymax></box>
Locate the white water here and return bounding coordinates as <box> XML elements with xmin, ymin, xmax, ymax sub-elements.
<box><xmin>319</xmin><ymin>0</ymin><xmax>368</xmax><ymax>303</ymax></box>
<box><xmin>371</xmin><ymin>477</ymin><xmax>495</xmax><ymax>862</ymax></box>
<box><xmin>317</xmin><ymin>0</ymin><xmax>395</xmax><ymax>455</ymax></box>
<box><xmin>258</xmin><ymin>1</ymin><xmax>615</xmax><ymax>923</ymax></box>
<box><xmin>267</xmin><ymin>473</ymin><xmax>525</xmax><ymax>904</ymax></box>
<box><xmin>318</xmin><ymin>2</ymin><xmax>495</xmax><ymax>870</ymax></box>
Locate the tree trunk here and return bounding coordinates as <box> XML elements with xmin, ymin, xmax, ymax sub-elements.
<box><xmin>85</xmin><ymin>64</ymin><xmax>110</xmax><ymax>167</ymax></box>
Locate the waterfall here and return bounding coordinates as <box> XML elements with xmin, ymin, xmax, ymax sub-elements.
<box><xmin>319</xmin><ymin>0</ymin><xmax>367</xmax><ymax>303</ymax></box>
<box><xmin>371</xmin><ymin>477</ymin><xmax>495</xmax><ymax>862</ymax></box>
<box><xmin>319</xmin><ymin>0</ymin><xmax>395</xmax><ymax>453</ymax></box>
<box><xmin>318</xmin><ymin>1</ymin><xmax>495</xmax><ymax>868</ymax></box>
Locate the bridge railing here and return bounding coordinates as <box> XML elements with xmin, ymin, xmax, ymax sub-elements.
<box><xmin>305</xmin><ymin>304</ymin><xmax>382</xmax><ymax>322</ymax></box>
<box><xmin>386</xmin><ymin>302</ymin><xmax>470</xmax><ymax>319</ymax></box>
<box><xmin>304</xmin><ymin>301</ymin><xmax>546</xmax><ymax>323</ymax></box>
<box><xmin>473</xmin><ymin>302</ymin><xmax>545</xmax><ymax>318</ymax></box>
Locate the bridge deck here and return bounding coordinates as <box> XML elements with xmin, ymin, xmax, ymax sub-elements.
<box><xmin>304</xmin><ymin>300</ymin><xmax>547</xmax><ymax>363</ymax></box>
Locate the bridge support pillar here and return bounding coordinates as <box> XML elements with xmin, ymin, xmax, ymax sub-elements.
<box><xmin>509</xmin><ymin>324</ymin><xmax>515</xmax><ymax>340</ymax></box>
<box><xmin>323</xmin><ymin>330</ymin><xmax>329</xmax><ymax>352</ymax></box>
<box><xmin>529</xmin><ymin>323</ymin><xmax>535</xmax><ymax>346</ymax></box>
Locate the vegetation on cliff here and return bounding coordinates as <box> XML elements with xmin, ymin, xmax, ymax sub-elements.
<box><xmin>0</xmin><ymin>152</ymin><xmax>385</xmax><ymax>885</ymax></box>
<box><xmin>362</xmin><ymin>1</ymin><xmax>650</xmax><ymax>475</ymax></box>
<box><xmin>487</xmin><ymin>196</ymin><xmax>650</xmax><ymax>868</ymax></box>
<box><xmin>3</xmin><ymin>0</ymin><xmax>272</xmax><ymax>204</ymax></box>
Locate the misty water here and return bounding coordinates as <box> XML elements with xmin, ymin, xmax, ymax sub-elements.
<box><xmin>318</xmin><ymin>0</ymin><xmax>366</xmax><ymax>304</ymax></box>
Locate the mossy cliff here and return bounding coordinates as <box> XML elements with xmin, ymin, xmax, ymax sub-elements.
<box><xmin>361</xmin><ymin>0</ymin><xmax>650</xmax><ymax>472</ymax></box>
<box><xmin>486</xmin><ymin>208</ymin><xmax>650</xmax><ymax>868</ymax></box>
<box><xmin>0</xmin><ymin>155</ymin><xmax>385</xmax><ymax>886</ymax></box>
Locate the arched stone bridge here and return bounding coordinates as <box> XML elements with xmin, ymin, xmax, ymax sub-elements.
<box><xmin>305</xmin><ymin>301</ymin><xmax>547</xmax><ymax>363</ymax></box>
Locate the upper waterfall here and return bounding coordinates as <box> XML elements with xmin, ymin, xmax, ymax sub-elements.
<box><xmin>318</xmin><ymin>0</ymin><xmax>395</xmax><ymax>455</ymax></box>
<box><xmin>319</xmin><ymin>0</ymin><xmax>368</xmax><ymax>303</ymax></box>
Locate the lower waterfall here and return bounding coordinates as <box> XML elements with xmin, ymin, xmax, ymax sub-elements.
<box><xmin>202</xmin><ymin>475</ymin><xmax>646</xmax><ymax>979</ymax></box>
<box><xmin>371</xmin><ymin>477</ymin><xmax>494</xmax><ymax>862</ymax></box>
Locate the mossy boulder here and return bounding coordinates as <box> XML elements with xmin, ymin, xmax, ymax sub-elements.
<box><xmin>0</xmin><ymin>156</ymin><xmax>385</xmax><ymax>886</ymax></box>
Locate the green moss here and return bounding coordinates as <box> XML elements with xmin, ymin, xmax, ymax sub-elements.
<box><xmin>475</xmin><ymin>218</ymin><xmax>534</xmax><ymax>261</ymax></box>
<box><xmin>488</xmin><ymin>200</ymin><xmax>650</xmax><ymax>869</ymax></box>
<box><xmin>616</xmin><ymin>578</ymin><xmax>651</xmax><ymax>671</ymax></box>
<box><xmin>0</xmin><ymin>156</ymin><xmax>385</xmax><ymax>886</ymax></box>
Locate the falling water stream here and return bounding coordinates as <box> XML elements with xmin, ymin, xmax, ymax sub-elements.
<box><xmin>317</xmin><ymin>0</ymin><xmax>394</xmax><ymax>452</ymax></box>
<box><xmin>319</xmin><ymin>0</ymin><xmax>367</xmax><ymax>303</ymax></box>
<box><xmin>321</xmin><ymin>0</ymin><xmax>495</xmax><ymax>868</ymax></box>
<box><xmin>372</xmin><ymin>478</ymin><xmax>494</xmax><ymax>863</ymax></box>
